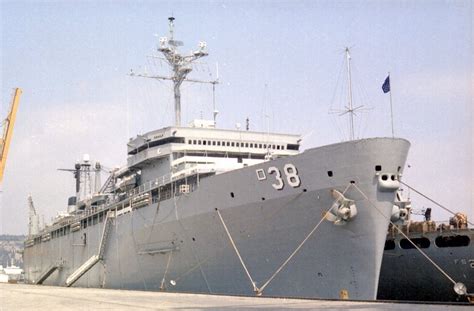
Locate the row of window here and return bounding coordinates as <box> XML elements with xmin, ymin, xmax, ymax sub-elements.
<box><xmin>385</xmin><ymin>235</ymin><xmax>470</xmax><ymax>250</ymax></box>
<box><xmin>51</xmin><ymin>226</ymin><xmax>71</xmax><ymax>239</ymax></box>
<box><xmin>187</xmin><ymin>139</ymin><xmax>292</xmax><ymax>151</ymax></box>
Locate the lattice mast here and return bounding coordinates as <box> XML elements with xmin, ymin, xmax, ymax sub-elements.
<box><xmin>132</xmin><ymin>17</ymin><xmax>210</xmax><ymax>127</ymax></box>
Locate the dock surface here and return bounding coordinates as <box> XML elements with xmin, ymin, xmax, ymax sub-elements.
<box><xmin>1</xmin><ymin>283</ymin><xmax>471</xmax><ymax>310</ymax></box>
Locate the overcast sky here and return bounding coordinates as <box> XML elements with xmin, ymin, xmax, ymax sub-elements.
<box><xmin>1</xmin><ymin>0</ymin><xmax>472</xmax><ymax>234</ymax></box>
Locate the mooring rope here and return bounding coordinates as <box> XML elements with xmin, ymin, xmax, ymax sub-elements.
<box><xmin>217</xmin><ymin>184</ymin><xmax>354</xmax><ymax>296</ymax></box>
<box><xmin>160</xmin><ymin>250</ymin><xmax>173</xmax><ymax>290</ymax></box>
<box><xmin>257</xmin><ymin>183</ymin><xmax>353</xmax><ymax>295</ymax></box>
<box><xmin>216</xmin><ymin>208</ymin><xmax>259</xmax><ymax>293</ymax></box>
<box><xmin>352</xmin><ymin>183</ymin><xmax>457</xmax><ymax>286</ymax></box>
<box><xmin>400</xmin><ymin>180</ymin><xmax>474</xmax><ymax>226</ymax></box>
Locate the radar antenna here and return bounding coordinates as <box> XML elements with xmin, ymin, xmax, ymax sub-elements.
<box><xmin>131</xmin><ymin>17</ymin><xmax>218</xmax><ymax>127</ymax></box>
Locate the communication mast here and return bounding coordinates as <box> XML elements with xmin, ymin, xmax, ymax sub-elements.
<box><xmin>130</xmin><ymin>17</ymin><xmax>218</xmax><ymax>127</ymax></box>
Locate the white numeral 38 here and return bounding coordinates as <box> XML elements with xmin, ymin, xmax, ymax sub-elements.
<box><xmin>268</xmin><ymin>164</ymin><xmax>301</xmax><ymax>190</ymax></box>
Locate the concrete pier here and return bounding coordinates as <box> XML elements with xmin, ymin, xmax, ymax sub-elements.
<box><xmin>1</xmin><ymin>283</ymin><xmax>471</xmax><ymax>310</ymax></box>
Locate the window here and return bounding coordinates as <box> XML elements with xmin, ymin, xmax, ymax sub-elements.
<box><xmin>203</xmin><ymin>140</ymin><xmax>207</xmax><ymax>145</ymax></box>
<box><xmin>287</xmin><ymin>144</ymin><xmax>300</xmax><ymax>150</ymax></box>
<box><xmin>212</xmin><ymin>141</ymin><xmax>216</xmax><ymax>146</ymax></box>
<box><xmin>400</xmin><ymin>237</ymin><xmax>430</xmax><ymax>249</ymax></box>
<box><xmin>193</xmin><ymin>140</ymin><xmax>196</xmax><ymax>144</ymax></box>
<box><xmin>435</xmin><ymin>235</ymin><xmax>470</xmax><ymax>247</ymax></box>
<box><xmin>231</xmin><ymin>142</ymin><xmax>235</xmax><ymax>147</ymax></box>
<box><xmin>188</xmin><ymin>140</ymin><xmax>192</xmax><ymax>144</ymax></box>
<box><xmin>384</xmin><ymin>240</ymin><xmax>396</xmax><ymax>250</ymax></box>
<box><xmin>245</xmin><ymin>143</ymin><xmax>249</xmax><ymax>147</ymax></box>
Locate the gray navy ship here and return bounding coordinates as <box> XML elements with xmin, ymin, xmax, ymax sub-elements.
<box><xmin>23</xmin><ymin>18</ymin><xmax>410</xmax><ymax>300</ymax></box>
<box><xmin>379</xmin><ymin>206</ymin><xmax>473</xmax><ymax>302</ymax></box>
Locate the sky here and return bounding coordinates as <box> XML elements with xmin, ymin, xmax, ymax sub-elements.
<box><xmin>0</xmin><ymin>0</ymin><xmax>472</xmax><ymax>234</ymax></box>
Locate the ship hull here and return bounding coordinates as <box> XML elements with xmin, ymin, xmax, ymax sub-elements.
<box><xmin>24</xmin><ymin>138</ymin><xmax>410</xmax><ymax>300</ymax></box>
<box><xmin>378</xmin><ymin>229</ymin><xmax>474</xmax><ymax>302</ymax></box>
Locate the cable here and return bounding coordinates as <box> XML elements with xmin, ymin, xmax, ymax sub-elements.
<box><xmin>400</xmin><ymin>181</ymin><xmax>473</xmax><ymax>226</ymax></box>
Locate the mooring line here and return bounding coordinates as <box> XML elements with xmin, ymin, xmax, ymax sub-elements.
<box><xmin>160</xmin><ymin>250</ymin><xmax>173</xmax><ymax>290</ymax></box>
<box><xmin>257</xmin><ymin>183</ymin><xmax>354</xmax><ymax>295</ymax></box>
<box><xmin>352</xmin><ymin>183</ymin><xmax>457</xmax><ymax>286</ymax></box>
<box><xmin>216</xmin><ymin>208</ymin><xmax>259</xmax><ymax>293</ymax></box>
<box><xmin>400</xmin><ymin>180</ymin><xmax>473</xmax><ymax>226</ymax></box>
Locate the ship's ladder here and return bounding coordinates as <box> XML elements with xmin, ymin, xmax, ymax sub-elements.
<box><xmin>65</xmin><ymin>255</ymin><xmax>100</xmax><ymax>287</ymax></box>
<box><xmin>65</xmin><ymin>211</ymin><xmax>115</xmax><ymax>287</ymax></box>
<box><xmin>98</xmin><ymin>211</ymin><xmax>114</xmax><ymax>259</ymax></box>
<box><xmin>35</xmin><ymin>261</ymin><xmax>63</xmax><ymax>285</ymax></box>
<box><xmin>99</xmin><ymin>173</ymin><xmax>115</xmax><ymax>194</ymax></box>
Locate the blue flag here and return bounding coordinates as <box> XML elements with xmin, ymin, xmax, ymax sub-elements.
<box><xmin>382</xmin><ymin>75</ymin><xmax>390</xmax><ymax>93</ymax></box>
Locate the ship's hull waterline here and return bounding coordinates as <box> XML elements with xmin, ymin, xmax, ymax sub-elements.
<box><xmin>24</xmin><ymin>138</ymin><xmax>410</xmax><ymax>300</ymax></box>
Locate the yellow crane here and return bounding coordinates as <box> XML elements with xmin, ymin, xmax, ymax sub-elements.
<box><xmin>0</xmin><ymin>88</ymin><xmax>22</xmax><ymax>183</ymax></box>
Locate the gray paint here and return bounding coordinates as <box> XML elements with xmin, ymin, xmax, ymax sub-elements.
<box><xmin>378</xmin><ymin>229</ymin><xmax>474</xmax><ymax>302</ymax></box>
<box><xmin>24</xmin><ymin>138</ymin><xmax>410</xmax><ymax>300</ymax></box>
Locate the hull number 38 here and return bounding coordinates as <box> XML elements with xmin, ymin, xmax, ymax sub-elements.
<box><xmin>256</xmin><ymin>164</ymin><xmax>301</xmax><ymax>190</ymax></box>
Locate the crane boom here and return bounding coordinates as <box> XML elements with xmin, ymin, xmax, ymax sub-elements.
<box><xmin>0</xmin><ymin>88</ymin><xmax>22</xmax><ymax>183</ymax></box>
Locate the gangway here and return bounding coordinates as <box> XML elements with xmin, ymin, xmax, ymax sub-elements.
<box><xmin>65</xmin><ymin>211</ymin><xmax>114</xmax><ymax>287</ymax></box>
<box><xmin>35</xmin><ymin>262</ymin><xmax>60</xmax><ymax>285</ymax></box>
<box><xmin>98</xmin><ymin>211</ymin><xmax>114</xmax><ymax>259</ymax></box>
<box><xmin>65</xmin><ymin>255</ymin><xmax>99</xmax><ymax>287</ymax></box>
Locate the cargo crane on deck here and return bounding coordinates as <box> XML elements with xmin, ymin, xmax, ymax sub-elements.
<box><xmin>0</xmin><ymin>88</ymin><xmax>22</xmax><ymax>184</ymax></box>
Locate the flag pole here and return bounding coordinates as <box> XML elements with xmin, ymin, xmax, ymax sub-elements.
<box><xmin>388</xmin><ymin>72</ymin><xmax>394</xmax><ymax>138</ymax></box>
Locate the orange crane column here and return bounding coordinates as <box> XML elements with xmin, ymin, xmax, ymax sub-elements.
<box><xmin>0</xmin><ymin>88</ymin><xmax>22</xmax><ymax>183</ymax></box>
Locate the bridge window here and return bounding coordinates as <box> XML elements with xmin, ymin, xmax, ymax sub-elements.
<box><xmin>287</xmin><ymin>144</ymin><xmax>300</xmax><ymax>151</ymax></box>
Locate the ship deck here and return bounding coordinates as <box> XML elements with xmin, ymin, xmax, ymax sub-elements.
<box><xmin>1</xmin><ymin>283</ymin><xmax>471</xmax><ymax>310</ymax></box>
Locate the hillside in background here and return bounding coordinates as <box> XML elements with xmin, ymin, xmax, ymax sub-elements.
<box><xmin>0</xmin><ymin>235</ymin><xmax>24</xmax><ymax>268</ymax></box>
